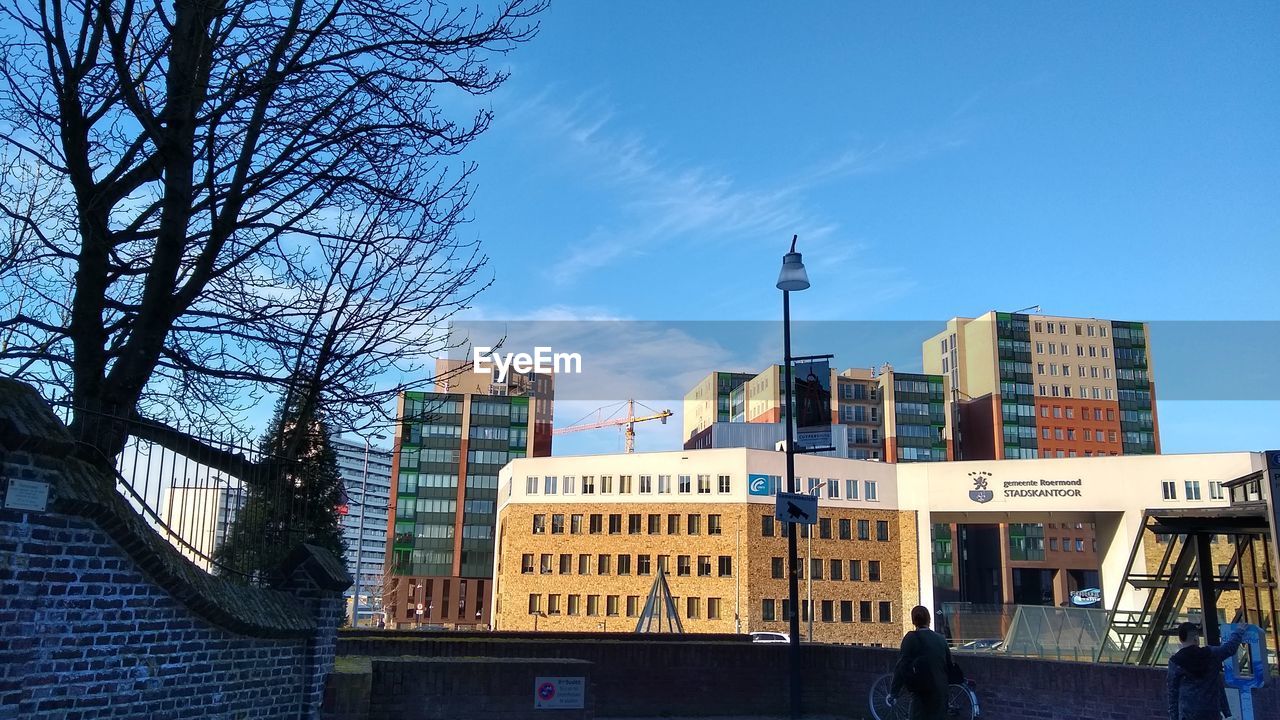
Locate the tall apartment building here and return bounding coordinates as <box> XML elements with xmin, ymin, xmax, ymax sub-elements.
<box><xmin>682</xmin><ymin>371</ymin><xmax>758</xmax><ymax>441</ymax></box>
<box><xmin>333</xmin><ymin>437</ymin><xmax>393</xmax><ymax>616</ymax></box>
<box><xmin>922</xmin><ymin>311</ymin><xmax>1158</xmax><ymax>461</ymax></box>
<box><xmin>384</xmin><ymin>360</ymin><xmax>554</xmax><ymax>629</ymax></box>
<box><xmin>683</xmin><ymin>365</ymin><xmax>951</xmax><ymax>463</ymax></box>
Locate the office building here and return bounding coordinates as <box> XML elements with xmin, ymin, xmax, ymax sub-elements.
<box><xmin>684</xmin><ymin>365</ymin><xmax>952</xmax><ymax>463</ymax></box>
<box><xmin>923</xmin><ymin>311</ymin><xmax>1159</xmax><ymax>461</ymax></box>
<box><xmin>383</xmin><ymin>360</ymin><xmax>554</xmax><ymax>629</ymax></box>
<box><xmin>683</xmin><ymin>371</ymin><xmax>758</xmax><ymax>441</ymax></box>
<box><xmin>491</xmin><ymin>448</ymin><xmax>1265</xmax><ymax>645</ymax></box>
<box><xmin>333</xmin><ymin>437</ymin><xmax>393</xmax><ymax>617</ymax></box>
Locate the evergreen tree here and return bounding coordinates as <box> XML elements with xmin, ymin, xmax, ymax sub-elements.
<box><xmin>216</xmin><ymin>384</ymin><xmax>347</xmax><ymax>584</ymax></box>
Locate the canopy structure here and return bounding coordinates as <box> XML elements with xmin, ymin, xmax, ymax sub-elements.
<box><xmin>635</xmin><ymin>569</ymin><xmax>684</xmax><ymax>634</ymax></box>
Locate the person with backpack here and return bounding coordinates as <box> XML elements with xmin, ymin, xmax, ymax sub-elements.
<box><xmin>889</xmin><ymin>605</ymin><xmax>955</xmax><ymax>720</ymax></box>
<box><xmin>1167</xmin><ymin>622</ymin><xmax>1244</xmax><ymax>720</ymax></box>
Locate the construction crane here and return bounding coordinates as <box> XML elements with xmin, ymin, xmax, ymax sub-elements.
<box><xmin>552</xmin><ymin>399</ymin><xmax>673</xmax><ymax>453</ymax></box>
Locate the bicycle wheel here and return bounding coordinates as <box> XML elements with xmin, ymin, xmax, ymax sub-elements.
<box><xmin>944</xmin><ymin>684</ymin><xmax>976</xmax><ymax>720</ymax></box>
<box><xmin>868</xmin><ymin>674</ymin><xmax>909</xmax><ymax>720</ymax></box>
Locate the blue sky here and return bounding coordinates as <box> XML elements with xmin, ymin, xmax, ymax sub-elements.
<box><xmin>437</xmin><ymin>3</ymin><xmax>1280</xmax><ymax>454</ymax></box>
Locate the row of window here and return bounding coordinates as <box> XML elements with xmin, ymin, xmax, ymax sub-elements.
<box><xmin>532</xmin><ymin>512</ymin><xmax>725</xmax><ymax>536</ymax></box>
<box><xmin>770</xmin><ymin>556</ymin><xmax>883</xmax><ymax>582</ymax></box>
<box><xmin>1040</xmin><ymin>427</ymin><xmax>1118</xmax><ymax>443</ymax></box>
<box><xmin>1041</xmin><ymin>405</ymin><xmax>1116</xmax><ymax>422</ymax></box>
<box><xmin>1037</xmin><ymin>362</ymin><xmax>1114</xmax><ymax>380</ymax></box>
<box><xmin>529</xmin><ymin>593</ymin><xmax>724</xmax><ymax>620</ymax></box>
<box><xmin>1038</xmin><ymin>449</ymin><xmax>1119</xmax><ymax>458</ymax></box>
<box><xmin>1035</xmin><ymin>321</ymin><xmax>1109</xmax><ymax>338</ymax></box>
<box><xmin>1048</xmin><ymin>537</ymin><xmax>1092</xmax><ymax>553</ymax></box>
<box><xmin>526</xmin><ymin>474</ymin><xmax>733</xmax><ymax>496</ymax></box>
<box><xmin>762</xmin><ymin>598</ymin><xmax>893</xmax><ymax>624</ymax></box>
<box><xmin>521</xmin><ymin>552</ymin><xmax>733</xmax><ymax>577</ymax></box>
<box><xmin>761</xmin><ymin>515</ymin><xmax>891</xmax><ymax>542</ymax></box>
<box><xmin>754</xmin><ymin>476</ymin><xmax>881</xmax><ymax>502</ymax></box>
<box><xmin>1038</xmin><ymin>384</ymin><xmax>1114</xmax><ymax>400</ymax></box>
<box><xmin>1161</xmin><ymin>480</ymin><xmax>1226</xmax><ymax>501</ymax></box>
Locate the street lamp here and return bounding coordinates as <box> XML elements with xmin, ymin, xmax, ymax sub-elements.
<box><xmin>804</xmin><ymin>482</ymin><xmax>824</xmax><ymax>643</ymax></box>
<box><xmin>530</xmin><ymin>610</ymin><xmax>546</xmax><ymax>632</ymax></box>
<box><xmin>777</xmin><ymin>234</ymin><xmax>809</xmax><ymax>720</ymax></box>
<box><xmin>350</xmin><ymin>433</ymin><xmax>387</xmax><ymax>628</ymax></box>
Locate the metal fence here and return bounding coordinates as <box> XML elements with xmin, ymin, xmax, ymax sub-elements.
<box><xmin>56</xmin><ymin>404</ymin><xmax>323</xmax><ymax>585</ymax></box>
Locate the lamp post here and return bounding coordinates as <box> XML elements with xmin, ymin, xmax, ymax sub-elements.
<box><xmin>805</xmin><ymin>482</ymin><xmax>824</xmax><ymax>643</ymax></box>
<box><xmin>777</xmin><ymin>234</ymin><xmax>810</xmax><ymax>720</ymax></box>
<box><xmin>349</xmin><ymin>433</ymin><xmax>386</xmax><ymax>628</ymax></box>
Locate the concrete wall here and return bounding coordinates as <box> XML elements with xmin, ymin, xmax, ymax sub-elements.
<box><xmin>0</xmin><ymin>379</ymin><xmax>348</xmax><ymax>720</ymax></box>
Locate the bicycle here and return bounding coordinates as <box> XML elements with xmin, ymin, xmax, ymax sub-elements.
<box><xmin>868</xmin><ymin>673</ymin><xmax>980</xmax><ymax>720</ymax></box>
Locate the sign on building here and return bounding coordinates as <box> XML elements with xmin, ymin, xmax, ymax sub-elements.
<box><xmin>534</xmin><ymin>676</ymin><xmax>586</xmax><ymax>710</ymax></box>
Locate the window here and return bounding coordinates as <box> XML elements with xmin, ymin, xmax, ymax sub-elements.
<box><xmin>645</xmin><ymin>513</ymin><xmax>661</xmax><ymax>534</ymax></box>
<box><xmin>840</xmin><ymin>600</ymin><xmax>853</xmax><ymax>623</ymax></box>
<box><xmin>587</xmin><ymin>595</ymin><xmax>599</xmax><ymax>616</ymax></box>
<box><xmin>540</xmin><ymin>554</ymin><xmax>553</xmax><ymax>574</ymax></box>
<box><xmin>810</xmin><ymin>557</ymin><xmax>823</xmax><ymax>579</ymax></box>
<box><xmin>698</xmin><ymin>556</ymin><xmax>712</xmax><ymax>576</ymax></box>
<box><xmin>547</xmin><ymin>594</ymin><xmax>561</xmax><ymax>615</ymax></box>
<box><xmin>827</xmin><ymin>478</ymin><xmax>839</xmax><ymax>498</ymax></box>
<box><xmin>639</xmin><ymin>475</ymin><xmax>653</xmax><ymax>493</ymax></box>
<box><xmin>876</xmin><ymin>520</ymin><xmax>890</xmax><ymax>542</ymax></box>
<box><xmin>1185</xmin><ymin>480</ymin><xmax>1202</xmax><ymax>501</ymax></box>
<box><xmin>600</xmin><ymin>475</ymin><xmax>613</xmax><ymax>494</ymax></box>
<box><xmin>1075</xmin><ymin>539</ymin><xmax>1085</xmax><ymax>552</ymax></box>
<box><xmin>597</xmin><ymin>554</ymin><xmax>611</xmax><ymax>575</ymax></box>
<box><xmin>864</xmin><ymin>481</ymin><xmax>878</xmax><ymax>501</ymax></box>
<box><xmin>1162</xmin><ymin>481</ymin><xmax>1177</xmax><ymax>500</ymax></box>
<box><xmin>521</xmin><ymin>553</ymin><xmax>534</xmax><ymax>574</ymax></box>
<box><xmin>709</xmin><ymin>514</ymin><xmax>723</xmax><ymax>535</ymax></box>
<box><xmin>657</xmin><ymin>555</ymin><xmax>670</xmax><ymax>573</ymax></box>
<box><xmin>846</xmin><ymin>479</ymin><xmax>859</xmax><ymax>500</ymax></box>
<box><xmin>571</xmin><ymin>514</ymin><xmax>583</xmax><ymax>534</ymax></box>
<box><xmin>819</xmin><ymin>517</ymin><xmax>832</xmax><ymax>539</ymax></box>
<box><xmin>718</xmin><ymin>556</ymin><xmax>733</xmax><ymax>577</ymax></box>
<box><xmin>868</xmin><ymin>560</ymin><xmax>881</xmax><ymax>582</ymax></box>
<box><xmin>879</xmin><ymin>602</ymin><xmax>892</xmax><ymax>623</ymax></box>
<box><xmin>551</xmin><ymin>514</ymin><xmax>565</xmax><ymax>534</ymax></box>
<box><xmin>638</xmin><ymin>554</ymin><xmax>652</xmax><ymax>575</ymax></box>
<box><xmin>617</xmin><ymin>554</ymin><xmax>631</xmax><ymax>575</ymax></box>
<box><xmin>718</xmin><ymin>475</ymin><xmax>731</xmax><ymax>493</ymax></box>
<box><xmin>762</xmin><ymin>515</ymin><xmax>775</xmax><ymax>537</ymax></box>
<box><xmin>559</xmin><ymin>554</ymin><xmax>572</xmax><ymax>574</ymax></box>
<box><xmin>578</xmin><ymin>554</ymin><xmax>590</xmax><ymax>574</ymax></box>
<box><xmin>839</xmin><ymin>518</ymin><xmax>852</xmax><ymax>540</ymax></box>
<box><xmin>762</xmin><ymin>599</ymin><xmax>777</xmax><ymax>622</ymax></box>
<box><xmin>628</xmin><ymin>514</ymin><xmax>642</xmax><ymax>534</ymax></box>
<box><xmin>1209</xmin><ymin>481</ymin><xmax>1225</xmax><ymax>500</ymax></box>
<box><xmin>858</xmin><ymin>519</ymin><xmax>870</xmax><ymax>541</ymax></box>
<box><xmin>582</xmin><ymin>475</ymin><xmax>596</xmax><ymax>494</ymax></box>
<box><xmin>607</xmin><ymin>595</ymin><xmax>620</xmax><ymax>616</ymax></box>
<box><xmin>685</xmin><ymin>596</ymin><xmax>700</xmax><ymax>619</ymax></box>
<box><xmin>772</xmin><ymin>557</ymin><xmax>785</xmax><ymax>579</ymax></box>
<box><xmin>677</xmin><ymin>555</ymin><xmax>691</xmax><ymax>576</ymax></box>
<box><xmin>678</xmin><ymin>475</ymin><xmax>692</xmax><ymax>493</ymax></box>
<box><xmin>697</xmin><ymin>475</ymin><xmax>712</xmax><ymax>494</ymax></box>
<box><xmin>528</xmin><ymin>594</ymin><xmax>541</xmax><ymax>614</ymax></box>
<box><xmin>608</xmin><ymin>514</ymin><xmax>622</xmax><ymax>534</ymax></box>
<box><xmin>860</xmin><ymin>601</ymin><xmax>872</xmax><ymax>622</ymax></box>
<box><xmin>626</xmin><ymin>596</ymin><xmax>640</xmax><ymax>618</ymax></box>
<box><xmin>708</xmin><ymin>598</ymin><xmax>722</xmax><ymax>620</ymax></box>
<box><xmin>564</xmin><ymin>476</ymin><xmax>576</xmax><ymax>494</ymax></box>
<box><xmin>568</xmin><ymin>595</ymin><xmax>580</xmax><ymax>616</ymax></box>
<box><xmin>619</xmin><ymin>475</ymin><xmax>633</xmax><ymax>494</ymax></box>
<box><xmin>1049</xmin><ymin>538</ymin><xmax>1058</xmax><ymax>551</ymax></box>
<box><xmin>821</xmin><ymin>600</ymin><xmax>835</xmax><ymax>623</ymax></box>
<box><xmin>668</xmin><ymin>514</ymin><xmax>681</xmax><ymax>534</ymax></box>
<box><xmin>849</xmin><ymin>560</ymin><xmax>862</xmax><ymax>581</ymax></box>
<box><xmin>658</xmin><ymin>474</ymin><xmax>671</xmax><ymax>493</ymax></box>
<box><xmin>830</xmin><ymin>559</ymin><xmax>843</xmax><ymax>580</ymax></box>
<box><xmin>526</xmin><ymin>476</ymin><xmax>539</xmax><ymax>494</ymax></box>
<box><xmin>589</xmin><ymin>514</ymin><xmax>603</xmax><ymax>534</ymax></box>
<box><xmin>687</xmin><ymin>514</ymin><xmax>702</xmax><ymax>535</ymax></box>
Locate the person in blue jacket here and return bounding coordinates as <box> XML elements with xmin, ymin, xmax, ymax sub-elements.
<box><xmin>1166</xmin><ymin>621</ymin><xmax>1244</xmax><ymax>720</ymax></box>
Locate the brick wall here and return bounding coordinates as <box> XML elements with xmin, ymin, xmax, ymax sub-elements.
<box><xmin>0</xmin><ymin>379</ymin><xmax>349</xmax><ymax>719</ymax></box>
<box><xmin>330</xmin><ymin>632</ymin><xmax>1280</xmax><ymax>719</ymax></box>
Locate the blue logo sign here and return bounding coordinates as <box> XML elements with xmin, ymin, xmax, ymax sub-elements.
<box><xmin>748</xmin><ymin>474</ymin><xmax>771</xmax><ymax>496</ymax></box>
<box><xmin>1222</xmin><ymin>623</ymin><xmax>1268</xmax><ymax>689</ymax></box>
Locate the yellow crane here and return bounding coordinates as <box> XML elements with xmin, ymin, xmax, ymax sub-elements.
<box><xmin>552</xmin><ymin>399</ymin><xmax>673</xmax><ymax>453</ymax></box>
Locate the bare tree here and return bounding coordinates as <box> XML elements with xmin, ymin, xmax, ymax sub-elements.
<box><xmin>0</xmin><ymin>0</ymin><xmax>544</xmax><ymax>469</ymax></box>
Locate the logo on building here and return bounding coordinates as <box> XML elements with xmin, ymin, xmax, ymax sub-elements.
<box><xmin>1070</xmin><ymin>588</ymin><xmax>1102</xmax><ymax>606</ymax></box>
<box><xmin>748</xmin><ymin>474</ymin><xmax>771</xmax><ymax>496</ymax></box>
<box><xmin>968</xmin><ymin>472</ymin><xmax>994</xmax><ymax>504</ymax></box>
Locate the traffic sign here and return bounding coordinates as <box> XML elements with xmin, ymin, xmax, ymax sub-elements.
<box><xmin>776</xmin><ymin>491</ymin><xmax>817</xmax><ymax>525</ymax></box>
<box><xmin>534</xmin><ymin>676</ymin><xmax>585</xmax><ymax>709</ymax></box>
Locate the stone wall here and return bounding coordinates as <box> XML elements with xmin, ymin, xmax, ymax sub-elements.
<box><xmin>0</xmin><ymin>379</ymin><xmax>349</xmax><ymax>719</ymax></box>
<box><xmin>329</xmin><ymin>632</ymin><xmax>1280</xmax><ymax>719</ymax></box>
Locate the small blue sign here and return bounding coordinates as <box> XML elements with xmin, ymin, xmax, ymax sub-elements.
<box><xmin>776</xmin><ymin>492</ymin><xmax>818</xmax><ymax>526</ymax></box>
<box><xmin>1223</xmin><ymin>623</ymin><xmax>1269</xmax><ymax>690</ymax></box>
<box><xmin>748</xmin><ymin>474</ymin><xmax>772</xmax><ymax>496</ymax></box>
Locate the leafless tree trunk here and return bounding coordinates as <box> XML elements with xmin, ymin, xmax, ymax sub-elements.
<box><xmin>0</xmin><ymin>0</ymin><xmax>544</xmax><ymax>472</ymax></box>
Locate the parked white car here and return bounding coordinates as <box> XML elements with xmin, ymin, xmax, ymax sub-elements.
<box><xmin>750</xmin><ymin>631</ymin><xmax>790</xmax><ymax>644</ymax></box>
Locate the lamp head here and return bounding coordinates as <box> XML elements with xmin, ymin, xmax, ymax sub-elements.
<box><xmin>776</xmin><ymin>234</ymin><xmax>810</xmax><ymax>291</ymax></box>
